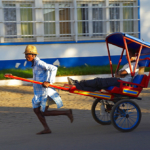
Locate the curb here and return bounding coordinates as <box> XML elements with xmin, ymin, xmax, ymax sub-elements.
<box><xmin>0</xmin><ymin>74</ymin><xmax>112</xmax><ymax>86</ymax></box>
<box><xmin>0</xmin><ymin>72</ymin><xmax>149</xmax><ymax>86</ymax></box>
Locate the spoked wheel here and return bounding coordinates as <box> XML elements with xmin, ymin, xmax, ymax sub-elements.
<box><xmin>91</xmin><ymin>98</ymin><xmax>115</xmax><ymax>125</ymax></box>
<box><xmin>110</xmin><ymin>100</ymin><xmax>141</xmax><ymax>132</ymax></box>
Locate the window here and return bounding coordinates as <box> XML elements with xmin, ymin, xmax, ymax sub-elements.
<box><xmin>3</xmin><ymin>1</ymin><xmax>35</xmax><ymax>42</ymax></box>
<box><xmin>1</xmin><ymin>0</ymin><xmax>140</xmax><ymax>43</ymax></box>
<box><xmin>4</xmin><ymin>4</ymin><xmax>17</xmax><ymax>37</ymax></box>
<box><xmin>43</xmin><ymin>2</ymin><xmax>72</xmax><ymax>41</ymax></box>
<box><xmin>109</xmin><ymin>2</ymin><xmax>136</xmax><ymax>35</ymax></box>
<box><xmin>77</xmin><ymin>2</ymin><xmax>105</xmax><ymax>40</ymax></box>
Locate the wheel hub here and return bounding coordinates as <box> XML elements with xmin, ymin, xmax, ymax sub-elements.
<box><xmin>126</xmin><ymin>114</ymin><xmax>129</xmax><ymax>118</ymax></box>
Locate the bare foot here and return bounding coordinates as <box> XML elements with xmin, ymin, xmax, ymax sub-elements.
<box><xmin>36</xmin><ymin>129</ymin><xmax>52</xmax><ymax>135</ymax></box>
<box><xmin>67</xmin><ymin>109</ymin><xmax>74</xmax><ymax>123</ymax></box>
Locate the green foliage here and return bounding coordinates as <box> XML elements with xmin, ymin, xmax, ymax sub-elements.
<box><xmin>0</xmin><ymin>68</ymin><xmax>33</xmax><ymax>80</ymax></box>
<box><xmin>0</xmin><ymin>65</ymin><xmax>122</xmax><ymax>80</ymax></box>
<box><xmin>57</xmin><ymin>65</ymin><xmax>120</xmax><ymax>76</ymax></box>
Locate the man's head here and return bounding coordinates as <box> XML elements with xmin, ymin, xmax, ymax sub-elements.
<box><xmin>126</xmin><ymin>49</ymin><xmax>136</xmax><ymax>60</ymax></box>
<box><xmin>129</xmin><ymin>50</ymin><xmax>136</xmax><ymax>57</ymax></box>
<box><xmin>24</xmin><ymin>45</ymin><xmax>38</xmax><ymax>62</ymax></box>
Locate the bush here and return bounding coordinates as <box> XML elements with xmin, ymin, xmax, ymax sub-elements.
<box><xmin>0</xmin><ymin>65</ymin><xmax>122</xmax><ymax>80</ymax></box>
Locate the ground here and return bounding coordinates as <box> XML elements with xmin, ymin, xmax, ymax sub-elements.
<box><xmin>1</xmin><ymin>84</ymin><xmax>150</xmax><ymax>150</ymax></box>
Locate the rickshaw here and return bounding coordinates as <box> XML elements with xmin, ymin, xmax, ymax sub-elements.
<box><xmin>104</xmin><ymin>32</ymin><xmax>150</xmax><ymax>132</ymax></box>
<box><xmin>5</xmin><ymin>32</ymin><xmax>150</xmax><ymax>132</ymax></box>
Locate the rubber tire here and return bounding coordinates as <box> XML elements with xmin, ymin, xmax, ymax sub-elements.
<box><xmin>91</xmin><ymin>98</ymin><xmax>112</xmax><ymax>125</ymax></box>
<box><xmin>110</xmin><ymin>100</ymin><xmax>141</xmax><ymax>132</ymax></box>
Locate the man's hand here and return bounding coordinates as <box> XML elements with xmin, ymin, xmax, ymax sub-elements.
<box><xmin>115</xmin><ymin>70</ymin><xmax>128</xmax><ymax>78</ymax></box>
<box><xmin>130</xmin><ymin>56</ymin><xmax>137</xmax><ymax>62</ymax></box>
<box><xmin>42</xmin><ymin>81</ymin><xmax>50</xmax><ymax>88</ymax></box>
<box><xmin>115</xmin><ymin>71</ymin><xmax>120</xmax><ymax>78</ymax></box>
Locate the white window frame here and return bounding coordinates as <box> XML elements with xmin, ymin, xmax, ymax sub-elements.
<box><xmin>0</xmin><ymin>0</ymin><xmax>140</xmax><ymax>43</ymax></box>
<box><xmin>2</xmin><ymin>1</ymin><xmax>36</xmax><ymax>42</ymax></box>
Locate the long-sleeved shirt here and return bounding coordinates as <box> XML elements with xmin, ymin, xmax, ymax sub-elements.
<box><xmin>32</xmin><ymin>57</ymin><xmax>63</xmax><ymax>112</ymax></box>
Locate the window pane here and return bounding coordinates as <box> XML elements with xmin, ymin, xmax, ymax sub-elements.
<box><xmin>77</xmin><ymin>4</ymin><xmax>89</xmax><ymax>36</ymax></box>
<box><xmin>109</xmin><ymin>3</ymin><xmax>120</xmax><ymax>32</ymax></box>
<box><xmin>20</xmin><ymin>4</ymin><xmax>33</xmax><ymax>37</ymax></box>
<box><xmin>123</xmin><ymin>3</ymin><xmax>133</xmax><ymax>33</ymax></box>
<box><xmin>43</xmin><ymin>4</ymin><xmax>55</xmax><ymax>35</ymax></box>
<box><xmin>92</xmin><ymin>4</ymin><xmax>103</xmax><ymax>36</ymax></box>
<box><xmin>3</xmin><ymin>4</ymin><xmax>17</xmax><ymax>36</ymax></box>
<box><xmin>59</xmin><ymin>4</ymin><xmax>71</xmax><ymax>35</ymax></box>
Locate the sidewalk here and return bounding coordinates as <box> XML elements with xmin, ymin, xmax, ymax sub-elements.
<box><xmin>1</xmin><ymin>72</ymin><xmax>149</xmax><ymax>86</ymax></box>
<box><xmin>0</xmin><ymin>74</ymin><xmax>112</xmax><ymax>86</ymax></box>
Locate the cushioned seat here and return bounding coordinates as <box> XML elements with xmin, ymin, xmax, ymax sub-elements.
<box><xmin>106</xmin><ymin>75</ymin><xmax>144</xmax><ymax>90</ymax></box>
<box><xmin>132</xmin><ymin>75</ymin><xmax>144</xmax><ymax>87</ymax></box>
<box><xmin>106</xmin><ymin>85</ymin><xmax>115</xmax><ymax>90</ymax></box>
<box><xmin>138</xmin><ymin>59</ymin><xmax>150</xmax><ymax>67</ymax></box>
<box><xmin>106</xmin><ymin>59</ymin><xmax>150</xmax><ymax>91</ymax></box>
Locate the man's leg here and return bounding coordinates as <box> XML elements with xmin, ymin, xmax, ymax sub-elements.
<box><xmin>33</xmin><ymin>107</ymin><xmax>51</xmax><ymax>134</ymax></box>
<box><xmin>81</xmin><ymin>77</ymin><xmax>120</xmax><ymax>89</ymax></box>
<box><xmin>68</xmin><ymin>77</ymin><xmax>120</xmax><ymax>91</ymax></box>
<box><xmin>42</xmin><ymin>108</ymin><xmax>73</xmax><ymax>123</ymax></box>
<box><xmin>42</xmin><ymin>97</ymin><xmax>73</xmax><ymax>123</ymax></box>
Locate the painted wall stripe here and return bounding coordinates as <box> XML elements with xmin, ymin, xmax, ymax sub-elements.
<box><xmin>0</xmin><ymin>40</ymin><xmax>105</xmax><ymax>46</ymax></box>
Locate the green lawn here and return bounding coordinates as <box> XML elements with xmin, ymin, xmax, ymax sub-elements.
<box><xmin>0</xmin><ymin>65</ymin><xmax>123</xmax><ymax>80</ymax></box>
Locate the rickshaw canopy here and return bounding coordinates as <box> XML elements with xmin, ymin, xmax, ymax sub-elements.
<box><xmin>105</xmin><ymin>32</ymin><xmax>150</xmax><ymax>77</ymax></box>
<box><xmin>106</xmin><ymin>32</ymin><xmax>150</xmax><ymax>55</ymax></box>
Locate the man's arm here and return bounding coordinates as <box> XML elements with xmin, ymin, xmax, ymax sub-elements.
<box><xmin>39</xmin><ymin>60</ymin><xmax>58</xmax><ymax>84</ymax></box>
<box><xmin>115</xmin><ymin>70</ymin><xmax>128</xmax><ymax>78</ymax></box>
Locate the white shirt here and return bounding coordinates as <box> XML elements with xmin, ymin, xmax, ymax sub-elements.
<box><xmin>119</xmin><ymin>62</ymin><xmax>139</xmax><ymax>82</ymax></box>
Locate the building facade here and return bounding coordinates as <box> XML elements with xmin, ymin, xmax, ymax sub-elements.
<box><xmin>0</xmin><ymin>0</ymin><xmax>149</xmax><ymax>70</ymax></box>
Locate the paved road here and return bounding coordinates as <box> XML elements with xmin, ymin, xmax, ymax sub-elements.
<box><xmin>0</xmin><ymin>85</ymin><xmax>150</xmax><ymax>150</ymax></box>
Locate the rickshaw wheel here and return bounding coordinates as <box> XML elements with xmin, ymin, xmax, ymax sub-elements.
<box><xmin>91</xmin><ymin>98</ymin><xmax>115</xmax><ymax>125</ymax></box>
<box><xmin>110</xmin><ymin>99</ymin><xmax>141</xmax><ymax>132</ymax></box>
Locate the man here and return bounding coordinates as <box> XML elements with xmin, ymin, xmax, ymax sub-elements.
<box><xmin>24</xmin><ymin>45</ymin><xmax>73</xmax><ymax>135</ymax></box>
<box><xmin>68</xmin><ymin>50</ymin><xmax>139</xmax><ymax>91</ymax></box>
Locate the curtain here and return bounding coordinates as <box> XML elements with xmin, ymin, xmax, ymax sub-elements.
<box><xmin>77</xmin><ymin>6</ymin><xmax>83</xmax><ymax>34</ymax></box>
<box><xmin>20</xmin><ymin>4</ymin><xmax>33</xmax><ymax>37</ymax></box>
<box><xmin>82</xmin><ymin>4</ymin><xmax>89</xmax><ymax>35</ymax></box>
<box><xmin>43</xmin><ymin>4</ymin><xmax>55</xmax><ymax>35</ymax></box>
<box><xmin>109</xmin><ymin>3</ymin><xmax>120</xmax><ymax>32</ymax></box>
<box><xmin>59</xmin><ymin>4</ymin><xmax>71</xmax><ymax>35</ymax></box>
<box><xmin>123</xmin><ymin>3</ymin><xmax>133</xmax><ymax>33</ymax></box>
<box><xmin>92</xmin><ymin>4</ymin><xmax>103</xmax><ymax>36</ymax></box>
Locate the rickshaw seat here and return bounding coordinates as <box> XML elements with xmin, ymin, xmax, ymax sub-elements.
<box><xmin>106</xmin><ymin>74</ymin><xmax>145</xmax><ymax>91</ymax></box>
<box><xmin>106</xmin><ymin>59</ymin><xmax>150</xmax><ymax>91</ymax></box>
<box><xmin>132</xmin><ymin>75</ymin><xmax>144</xmax><ymax>87</ymax></box>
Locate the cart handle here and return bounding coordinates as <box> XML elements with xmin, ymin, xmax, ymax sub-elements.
<box><xmin>4</xmin><ymin>74</ymin><xmax>70</xmax><ymax>91</ymax></box>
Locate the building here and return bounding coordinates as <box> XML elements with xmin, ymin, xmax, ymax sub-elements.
<box><xmin>0</xmin><ymin>0</ymin><xmax>149</xmax><ymax>70</ymax></box>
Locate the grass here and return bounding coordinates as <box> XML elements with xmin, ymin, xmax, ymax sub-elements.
<box><xmin>57</xmin><ymin>65</ymin><xmax>119</xmax><ymax>76</ymax></box>
<box><xmin>0</xmin><ymin>68</ymin><xmax>33</xmax><ymax>80</ymax></box>
<box><xmin>0</xmin><ymin>65</ymin><xmax>123</xmax><ymax>80</ymax></box>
